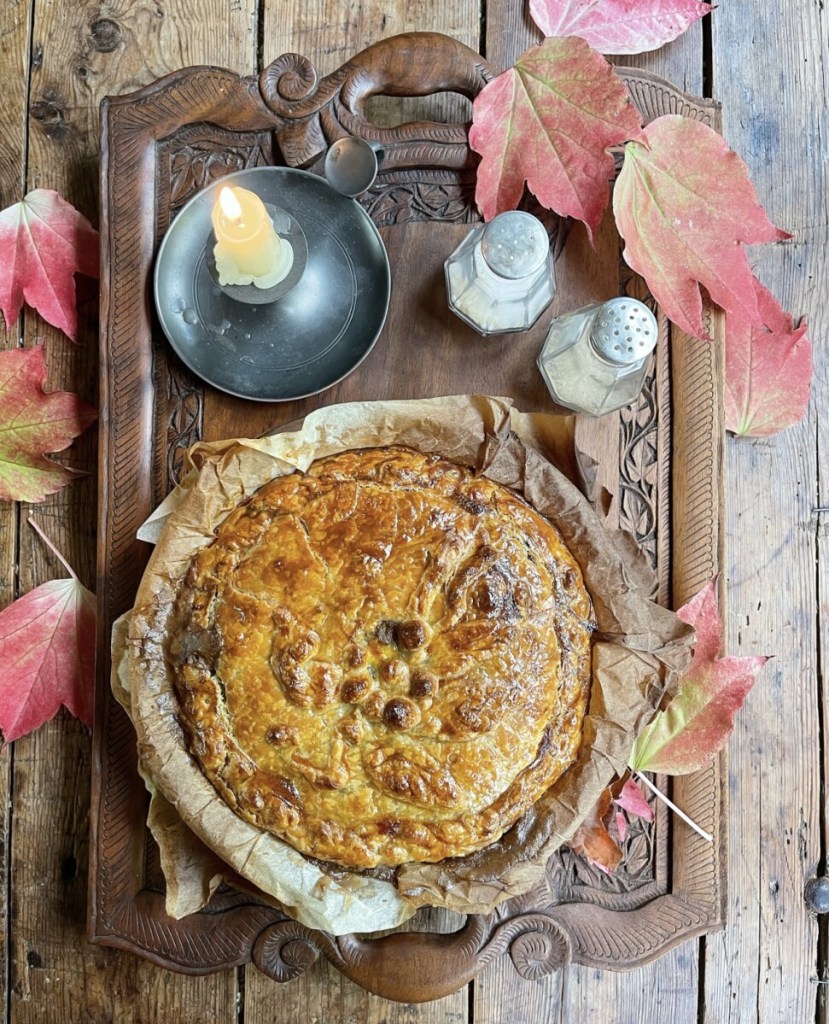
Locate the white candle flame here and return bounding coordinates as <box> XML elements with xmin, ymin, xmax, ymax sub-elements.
<box><xmin>218</xmin><ymin>186</ymin><xmax>242</xmax><ymax>223</ymax></box>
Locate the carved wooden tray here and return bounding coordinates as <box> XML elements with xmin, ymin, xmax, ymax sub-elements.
<box><xmin>90</xmin><ymin>33</ymin><xmax>726</xmax><ymax>1003</ymax></box>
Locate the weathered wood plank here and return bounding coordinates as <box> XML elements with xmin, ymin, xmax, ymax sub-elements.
<box><xmin>480</xmin><ymin>0</ymin><xmax>535</xmax><ymax>70</ymax></box>
<box><xmin>617</xmin><ymin>26</ymin><xmax>704</xmax><ymax>95</ymax></box>
<box><xmin>262</xmin><ymin>0</ymin><xmax>480</xmax><ymax>134</ymax></box>
<box><xmin>8</xmin><ymin>2</ymin><xmax>255</xmax><ymax>1022</ymax></box>
<box><xmin>703</xmin><ymin>2</ymin><xmax>826</xmax><ymax>1021</ymax></box>
<box><xmin>0</xmin><ymin>0</ymin><xmax>33</xmax><ymax>1016</ymax></box>
<box><xmin>262</xmin><ymin>957</ymin><xmax>469</xmax><ymax>1024</ymax></box>
<box><xmin>818</xmin><ymin>302</ymin><xmax>829</xmax><ymax>1008</ymax></box>
<box><xmin>0</xmin><ymin>0</ymin><xmax>29</xmax><ymax>208</ymax></box>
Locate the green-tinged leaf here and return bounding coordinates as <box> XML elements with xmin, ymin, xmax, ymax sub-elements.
<box><xmin>0</xmin><ymin>345</ymin><xmax>96</xmax><ymax>503</ymax></box>
<box><xmin>629</xmin><ymin>579</ymin><xmax>768</xmax><ymax>775</ymax></box>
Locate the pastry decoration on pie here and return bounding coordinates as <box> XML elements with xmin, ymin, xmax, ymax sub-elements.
<box><xmin>167</xmin><ymin>446</ymin><xmax>595</xmax><ymax>869</ymax></box>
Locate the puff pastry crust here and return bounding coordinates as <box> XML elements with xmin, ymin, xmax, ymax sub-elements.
<box><xmin>167</xmin><ymin>446</ymin><xmax>595</xmax><ymax>868</ymax></box>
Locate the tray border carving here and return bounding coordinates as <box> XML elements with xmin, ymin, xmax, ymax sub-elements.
<box><xmin>90</xmin><ymin>33</ymin><xmax>725</xmax><ymax>1002</ymax></box>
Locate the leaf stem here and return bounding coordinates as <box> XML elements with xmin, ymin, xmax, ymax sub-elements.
<box><xmin>633</xmin><ymin>771</ymin><xmax>713</xmax><ymax>843</ymax></box>
<box><xmin>27</xmin><ymin>517</ymin><xmax>79</xmax><ymax>582</ymax></box>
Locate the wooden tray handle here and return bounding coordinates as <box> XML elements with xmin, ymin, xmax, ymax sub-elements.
<box><xmin>258</xmin><ymin>32</ymin><xmax>495</xmax><ymax>170</ymax></box>
<box><xmin>252</xmin><ymin>912</ymin><xmax>572</xmax><ymax>1003</ymax></box>
<box><xmin>336</xmin><ymin>31</ymin><xmax>495</xmax><ymax>108</ymax></box>
<box><xmin>260</xmin><ymin>31</ymin><xmax>494</xmax><ymax>117</ymax></box>
<box><xmin>336</xmin><ymin>919</ymin><xmax>488</xmax><ymax>1002</ymax></box>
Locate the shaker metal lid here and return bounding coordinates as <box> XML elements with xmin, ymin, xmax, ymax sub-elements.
<box><xmin>591</xmin><ymin>298</ymin><xmax>658</xmax><ymax>364</ymax></box>
<box><xmin>480</xmin><ymin>211</ymin><xmax>549</xmax><ymax>279</ymax></box>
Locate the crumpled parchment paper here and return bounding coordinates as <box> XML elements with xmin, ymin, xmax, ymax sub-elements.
<box><xmin>113</xmin><ymin>394</ymin><xmax>692</xmax><ymax>934</ymax></box>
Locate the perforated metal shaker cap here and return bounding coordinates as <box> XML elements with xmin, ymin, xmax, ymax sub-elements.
<box><xmin>480</xmin><ymin>211</ymin><xmax>549</xmax><ymax>279</ymax></box>
<box><xmin>590</xmin><ymin>298</ymin><xmax>658</xmax><ymax>364</ymax></box>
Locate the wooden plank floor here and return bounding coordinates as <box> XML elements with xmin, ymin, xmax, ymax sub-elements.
<box><xmin>0</xmin><ymin>0</ymin><xmax>824</xmax><ymax>1020</ymax></box>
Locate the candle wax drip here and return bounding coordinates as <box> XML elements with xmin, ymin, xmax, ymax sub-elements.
<box><xmin>214</xmin><ymin>233</ymin><xmax>294</xmax><ymax>289</ymax></box>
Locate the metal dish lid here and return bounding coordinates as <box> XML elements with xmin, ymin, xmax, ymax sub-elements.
<box><xmin>591</xmin><ymin>298</ymin><xmax>658</xmax><ymax>364</ymax></box>
<box><xmin>480</xmin><ymin>211</ymin><xmax>549</xmax><ymax>279</ymax></box>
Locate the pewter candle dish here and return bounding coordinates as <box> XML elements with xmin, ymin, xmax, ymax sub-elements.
<box><xmin>153</xmin><ymin>166</ymin><xmax>391</xmax><ymax>402</ymax></box>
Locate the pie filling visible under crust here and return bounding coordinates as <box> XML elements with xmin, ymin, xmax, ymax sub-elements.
<box><xmin>167</xmin><ymin>446</ymin><xmax>595</xmax><ymax>869</ymax></box>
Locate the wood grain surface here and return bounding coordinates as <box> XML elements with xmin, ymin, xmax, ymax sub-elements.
<box><xmin>0</xmin><ymin>2</ymin><xmax>825</xmax><ymax>1023</ymax></box>
<box><xmin>0</xmin><ymin>2</ymin><xmax>27</xmax><ymax>1017</ymax></box>
<box><xmin>703</xmin><ymin>4</ymin><xmax>828</xmax><ymax>1022</ymax></box>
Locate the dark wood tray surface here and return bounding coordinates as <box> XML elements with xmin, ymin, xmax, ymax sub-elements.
<box><xmin>90</xmin><ymin>33</ymin><xmax>726</xmax><ymax>1003</ymax></box>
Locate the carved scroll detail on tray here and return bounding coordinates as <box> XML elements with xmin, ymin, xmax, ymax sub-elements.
<box><xmin>491</xmin><ymin>915</ymin><xmax>572</xmax><ymax>980</ymax></box>
<box><xmin>619</xmin><ymin>68</ymin><xmax>718</xmax><ymax>128</ymax></box>
<box><xmin>156</xmin><ymin>127</ymin><xmax>276</xmax><ymax>233</ymax></box>
<box><xmin>618</xmin><ymin>256</ymin><xmax>665</xmax><ymax>586</ymax></box>
<box><xmin>166</xmin><ymin>360</ymin><xmax>204</xmax><ymax>488</ymax></box>
<box><xmin>253</xmin><ymin>920</ymin><xmax>334</xmax><ymax>982</ymax></box>
<box><xmin>251</xmin><ymin>901</ymin><xmax>573</xmax><ymax>991</ymax></box>
<box><xmin>360</xmin><ymin>170</ymin><xmax>479</xmax><ymax>225</ymax></box>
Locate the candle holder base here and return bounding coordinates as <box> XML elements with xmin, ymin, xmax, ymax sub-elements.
<box><xmin>207</xmin><ymin>204</ymin><xmax>308</xmax><ymax>304</ymax></box>
<box><xmin>153</xmin><ymin>165</ymin><xmax>390</xmax><ymax>402</ymax></box>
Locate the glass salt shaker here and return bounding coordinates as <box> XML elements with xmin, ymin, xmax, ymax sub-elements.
<box><xmin>444</xmin><ymin>211</ymin><xmax>556</xmax><ymax>335</ymax></box>
<box><xmin>537</xmin><ymin>298</ymin><xmax>658</xmax><ymax>416</ymax></box>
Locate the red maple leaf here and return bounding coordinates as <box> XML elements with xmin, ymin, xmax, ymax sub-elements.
<box><xmin>0</xmin><ymin>188</ymin><xmax>99</xmax><ymax>341</ymax></box>
<box><xmin>629</xmin><ymin>579</ymin><xmax>768</xmax><ymax>775</ymax></box>
<box><xmin>0</xmin><ymin>344</ymin><xmax>97</xmax><ymax>503</ymax></box>
<box><xmin>568</xmin><ymin>788</ymin><xmax>622</xmax><ymax>874</ymax></box>
<box><xmin>725</xmin><ymin>278</ymin><xmax>812</xmax><ymax>437</ymax></box>
<box><xmin>469</xmin><ymin>36</ymin><xmax>644</xmax><ymax>238</ymax></box>
<box><xmin>615</xmin><ymin>777</ymin><xmax>654</xmax><ymax>821</ymax></box>
<box><xmin>613</xmin><ymin>115</ymin><xmax>790</xmax><ymax>339</ymax></box>
<box><xmin>0</xmin><ymin>520</ymin><xmax>95</xmax><ymax>742</ymax></box>
<box><xmin>529</xmin><ymin>0</ymin><xmax>714</xmax><ymax>55</ymax></box>
<box><xmin>614</xmin><ymin>778</ymin><xmax>655</xmax><ymax>843</ymax></box>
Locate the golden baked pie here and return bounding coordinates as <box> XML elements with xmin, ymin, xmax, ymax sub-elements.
<box><xmin>167</xmin><ymin>446</ymin><xmax>595</xmax><ymax>869</ymax></box>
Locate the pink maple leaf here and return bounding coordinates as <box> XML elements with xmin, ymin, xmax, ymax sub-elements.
<box><xmin>529</xmin><ymin>0</ymin><xmax>714</xmax><ymax>55</ymax></box>
<box><xmin>0</xmin><ymin>520</ymin><xmax>95</xmax><ymax>742</ymax></box>
<box><xmin>0</xmin><ymin>188</ymin><xmax>99</xmax><ymax>341</ymax></box>
<box><xmin>615</xmin><ymin>778</ymin><xmax>655</xmax><ymax>821</ymax></box>
<box><xmin>725</xmin><ymin>277</ymin><xmax>812</xmax><ymax>437</ymax></box>
<box><xmin>613</xmin><ymin>116</ymin><xmax>790</xmax><ymax>339</ymax></box>
<box><xmin>469</xmin><ymin>35</ymin><xmax>644</xmax><ymax>239</ymax></box>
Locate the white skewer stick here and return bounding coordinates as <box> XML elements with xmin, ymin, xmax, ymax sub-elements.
<box><xmin>634</xmin><ymin>771</ymin><xmax>714</xmax><ymax>843</ymax></box>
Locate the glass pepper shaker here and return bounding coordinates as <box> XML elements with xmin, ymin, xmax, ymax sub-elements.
<box><xmin>537</xmin><ymin>298</ymin><xmax>658</xmax><ymax>416</ymax></box>
<box><xmin>445</xmin><ymin>211</ymin><xmax>556</xmax><ymax>335</ymax></box>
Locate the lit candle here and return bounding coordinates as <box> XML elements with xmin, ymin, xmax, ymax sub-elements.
<box><xmin>211</xmin><ymin>186</ymin><xmax>293</xmax><ymax>289</ymax></box>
